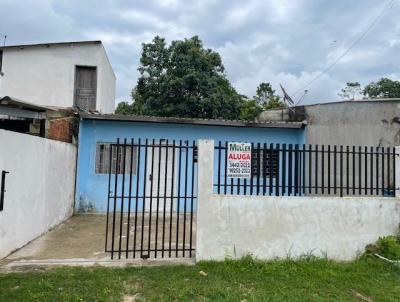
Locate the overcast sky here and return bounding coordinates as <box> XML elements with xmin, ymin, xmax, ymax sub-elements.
<box><xmin>1</xmin><ymin>0</ymin><xmax>399</xmax><ymax>105</ymax></box>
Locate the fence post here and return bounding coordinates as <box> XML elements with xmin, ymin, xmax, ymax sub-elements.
<box><xmin>396</xmin><ymin>146</ymin><xmax>400</xmax><ymax>198</ymax></box>
<box><xmin>196</xmin><ymin>139</ymin><xmax>214</xmax><ymax>261</ymax></box>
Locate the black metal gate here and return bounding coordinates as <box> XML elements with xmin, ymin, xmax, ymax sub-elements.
<box><xmin>105</xmin><ymin>138</ymin><xmax>197</xmax><ymax>259</ymax></box>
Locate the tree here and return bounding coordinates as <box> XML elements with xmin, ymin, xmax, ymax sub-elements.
<box><xmin>254</xmin><ymin>82</ymin><xmax>285</xmax><ymax>109</ymax></box>
<box><xmin>238</xmin><ymin>98</ymin><xmax>263</xmax><ymax>121</ymax></box>
<box><xmin>363</xmin><ymin>78</ymin><xmax>400</xmax><ymax>98</ymax></box>
<box><xmin>121</xmin><ymin>36</ymin><xmax>244</xmax><ymax>119</ymax></box>
<box><xmin>338</xmin><ymin>82</ymin><xmax>362</xmax><ymax>100</ymax></box>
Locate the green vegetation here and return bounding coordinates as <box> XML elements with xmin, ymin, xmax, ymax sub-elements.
<box><xmin>338</xmin><ymin>78</ymin><xmax>400</xmax><ymax>100</ymax></box>
<box><xmin>116</xmin><ymin>36</ymin><xmax>285</xmax><ymax>121</ymax></box>
<box><xmin>366</xmin><ymin>235</ymin><xmax>400</xmax><ymax>261</ymax></box>
<box><xmin>1</xmin><ymin>257</ymin><xmax>399</xmax><ymax>301</ymax></box>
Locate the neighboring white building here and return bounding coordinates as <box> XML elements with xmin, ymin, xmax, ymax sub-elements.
<box><xmin>0</xmin><ymin>41</ymin><xmax>115</xmax><ymax>113</ymax></box>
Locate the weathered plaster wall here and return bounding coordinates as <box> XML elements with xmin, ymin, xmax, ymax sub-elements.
<box><xmin>305</xmin><ymin>101</ymin><xmax>400</xmax><ymax>147</ymax></box>
<box><xmin>196</xmin><ymin>140</ymin><xmax>400</xmax><ymax>261</ymax></box>
<box><xmin>0</xmin><ymin>43</ymin><xmax>116</xmax><ymax>113</ymax></box>
<box><xmin>0</xmin><ymin>130</ymin><xmax>76</xmax><ymax>259</ymax></box>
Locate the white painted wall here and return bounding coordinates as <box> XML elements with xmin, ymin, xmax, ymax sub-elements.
<box><xmin>197</xmin><ymin>140</ymin><xmax>400</xmax><ymax>261</ymax></box>
<box><xmin>0</xmin><ymin>42</ymin><xmax>116</xmax><ymax>113</ymax></box>
<box><xmin>0</xmin><ymin>130</ymin><xmax>76</xmax><ymax>259</ymax></box>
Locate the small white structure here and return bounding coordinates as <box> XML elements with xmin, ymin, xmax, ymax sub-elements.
<box><xmin>0</xmin><ymin>41</ymin><xmax>115</xmax><ymax>113</ymax></box>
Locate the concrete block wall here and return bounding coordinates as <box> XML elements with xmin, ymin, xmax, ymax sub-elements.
<box><xmin>0</xmin><ymin>130</ymin><xmax>76</xmax><ymax>259</ymax></box>
<box><xmin>196</xmin><ymin>140</ymin><xmax>400</xmax><ymax>261</ymax></box>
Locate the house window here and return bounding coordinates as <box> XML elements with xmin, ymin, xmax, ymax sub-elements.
<box><xmin>251</xmin><ymin>149</ymin><xmax>279</xmax><ymax>178</ymax></box>
<box><xmin>95</xmin><ymin>143</ymin><xmax>137</xmax><ymax>174</ymax></box>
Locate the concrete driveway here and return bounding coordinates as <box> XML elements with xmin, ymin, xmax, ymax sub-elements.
<box><xmin>0</xmin><ymin>214</ymin><xmax>195</xmax><ymax>272</ymax></box>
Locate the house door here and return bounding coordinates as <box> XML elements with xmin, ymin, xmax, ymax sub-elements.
<box><xmin>145</xmin><ymin>140</ymin><xmax>175</xmax><ymax>212</ymax></box>
<box><xmin>74</xmin><ymin>66</ymin><xmax>97</xmax><ymax>111</ymax></box>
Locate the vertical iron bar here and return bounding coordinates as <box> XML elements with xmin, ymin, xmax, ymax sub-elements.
<box><xmin>346</xmin><ymin>146</ymin><xmax>349</xmax><ymax>196</ymax></box>
<box><xmin>282</xmin><ymin>144</ymin><xmax>286</xmax><ymax>195</ymax></box>
<box><xmin>294</xmin><ymin>144</ymin><xmax>299</xmax><ymax>196</ymax></box>
<box><xmin>147</xmin><ymin>139</ymin><xmax>155</xmax><ymax>257</ymax></box>
<box><xmin>125</xmin><ymin>138</ymin><xmax>134</xmax><ymax>258</ymax></box>
<box><xmin>263</xmin><ymin>143</ymin><xmax>267</xmax><ymax>195</ymax></box>
<box><xmin>370</xmin><ymin>146</ymin><xmax>374</xmax><ymax>195</ymax></box>
<box><xmin>175</xmin><ymin>141</ymin><xmax>182</xmax><ymax>257</ymax></box>
<box><xmin>376</xmin><ymin>147</ymin><xmax>379</xmax><ymax>196</ymax></box>
<box><xmin>321</xmin><ymin>145</ymin><xmax>325</xmax><ymax>194</ymax></box>
<box><xmin>302</xmin><ymin>144</ymin><xmax>306</xmax><ymax>195</ymax></box>
<box><xmin>269</xmin><ymin>143</ymin><xmax>273</xmax><ymax>196</ymax></box>
<box><xmin>358</xmin><ymin>146</ymin><xmax>362</xmax><ymax>195</ymax></box>
<box><xmin>168</xmin><ymin>141</ymin><xmax>176</xmax><ymax>257</ymax></box>
<box><xmin>364</xmin><ymin>146</ymin><xmax>368</xmax><ymax>195</ymax></box>
<box><xmin>224</xmin><ymin>141</ymin><xmax>228</xmax><ymax>194</ymax></box>
<box><xmin>352</xmin><ymin>146</ymin><xmax>355</xmax><ymax>195</ymax></box>
<box><xmin>217</xmin><ymin>141</ymin><xmax>221</xmax><ymax>194</ymax></box>
<box><xmin>387</xmin><ymin>147</ymin><xmax>390</xmax><ymax>196</ymax></box>
<box><xmin>256</xmin><ymin>142</ymin><xmax>261</xmax><ymax>195</ymax></box>
<box><xmin>315</xmin><ymin>145</ymin><xmax>319</xmax><ymax>195</ymax></box>
<box><xmin>288</xmin><ymin>144</ymin><xmax>293</xmax><ymax>196</ymax></box>
<box><xmin>161</xmin><ymin>140</ymin><xmax>169</xmax><ymax>258</ymax></box>
<box><xmin>382</xmin><ymin>147</ymin><xmax>385</xmax><ymax>196</ymax></box>
<box><xmin>140</xmin><ymin>139</ymin><xmax>148</xmax><ymax>257</ymax></box>
<box><xmin>275</xmin><ymin>144</ymin><xmax>280</xmax><ymax>196</ymax></box>
<box><xmin>133</xmin><ymin>139</ymin><xmax>141</xmax><ymax>258</ymax></box>
<box><xmin>334</xmin><ymin>145</ymin><xmax>337</xmax><ymax>195</ymax></box>
<box><xmin>154</xmin><ymin>140</ymin><xmax>163</xmax><ymax>258</ymax></box>
<box><xmin>118</xmin><ymin>138</ymin><xmax>127</xmax><ymax>259</ymax></box>
<box><xmin>327</xmin><ymin>145</ymin><xmax>331</xmax><ymax>194</ymax></box>
<box><xmin>111</xmin><ymin>139</ymin><xmax>120</xmax><ymax>260</ymax></box>
<box><xmin>393</xmin><ymin>147</ymin><xmax>396</xmax><ymax>197</ymax></box>
<box><xmin>308</xmin><ymin>144</ymin><xmax>312</xmax><ymax>194</ymax></box>
<box><xmin>182</xmin><ymin>141</ymin><xmax>189</xmax><ymax>257</ymax></box>
<box><xmin>340</xmin><ymin>145</ymin><xmax>343</xmax><ymax>197</ymax></box>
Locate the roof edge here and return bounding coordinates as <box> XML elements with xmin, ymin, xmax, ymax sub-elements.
<box><xmin>0</xmin><ymin>40</ymin><xmax>102</xmax><ymax>50</ymax></box>
<box><xmin>300</xmin><ymin>98</ymin><xmax>400</xmax><ymax>107</ymax></box>
<box><xmin>79</xmin><ymin>113</ymin><xmax>305</xmax><ymax>129</ymax></box>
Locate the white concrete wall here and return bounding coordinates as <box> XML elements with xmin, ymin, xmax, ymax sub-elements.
<box><xmin>0</xmin><ymin>130</ymin><xmax>76</xmax><ymax>259</ymax></box>
<box><xmin>196</xmin><ymin>140</ymin><xmax>400</xmax><ymax>261</ymax></box>
<box><xmin>0</xmin><ymin>43</ymin><xmax>116</xmax><ymax>113</ymax></box>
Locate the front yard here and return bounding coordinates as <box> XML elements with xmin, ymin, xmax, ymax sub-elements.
<box><xmin>1</xmin><ymin>256</ymin><xmax>399</xmax><ymax>301</ymax></box>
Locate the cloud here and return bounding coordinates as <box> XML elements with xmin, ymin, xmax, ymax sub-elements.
<box><xmin>0</xmin><ymin>0</ymin><xmax>399</xmax><ymax>106</ymax></box>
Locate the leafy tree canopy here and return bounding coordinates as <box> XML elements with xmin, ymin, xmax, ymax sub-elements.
<box><xmin>116</xmin><ymin>36</ymin><xmax>243</xmax><ymax>119</ymax></box>
<box><xmin>363</xmin><ymin>78</ymin><xmax>400</xmax><ymax>98</ymax></box>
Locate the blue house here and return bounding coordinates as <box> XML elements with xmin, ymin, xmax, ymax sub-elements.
<box><xmin>76</xmin><ymin>114</ymin><xmax>306</xmax><ymax>212</ymax></box>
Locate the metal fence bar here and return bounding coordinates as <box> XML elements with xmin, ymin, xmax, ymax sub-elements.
<box><xmin>133</xmin><ymin>138</ymin><xmax>141</xmax><ymax>258</ymax></box>
<box><xmin>140</xmin><ymin>139</ymin><xmax>149</xmax><ymax>258</ymax></box>
<box><xmin>288</xmin><ymin>144</ymin><xmax>293</xmax><ymax>196</ymax></box>
<box><xmin>168</xmin><ymin>140</ymin><xmax>176</xmax><ymax>257</ymax></box>
<box><xmin>161</xmin><ymin>140</ymin><xmax>169</xmax><ymax>258</ymax></box>
<box><xmin>175</xmin><ymin>140</ymin><xmax>182</xmax><ymax>257</ymax></box>
<box><xmin>154</xmin><ymin>140</ymin><xmax>163</xmax><ymax>258</ymax></box>
<box><xmin>321</xmin><ymin>145</ymin><xmax>325</xmax><ymax>194</ymax></box>
<box><xmin>118</xmin><ymin>138</ymin><xmax>127</xmax><ymax>259</ymax></box>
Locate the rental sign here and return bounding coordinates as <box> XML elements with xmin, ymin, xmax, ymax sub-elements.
<box><xmin>227</xmin><ymin>142</ymin><xmax>252</xmax><ymax>178</ymax></box>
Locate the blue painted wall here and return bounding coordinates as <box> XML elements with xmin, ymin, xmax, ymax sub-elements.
<box><xmin>76</xmin><ymin>119</ymin><xmax>305</xmax><ymax>212</ymax></box>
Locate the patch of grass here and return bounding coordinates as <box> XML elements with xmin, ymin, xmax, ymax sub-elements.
<box><xmin>366</xmin><ymin>236</ymin><xmax>400</xmax><ymax>260</ymax></box>
<box><xmin>1</xmin><ymin>257</ymin><xmax>400</xmax><ymax>301</ymax></box>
